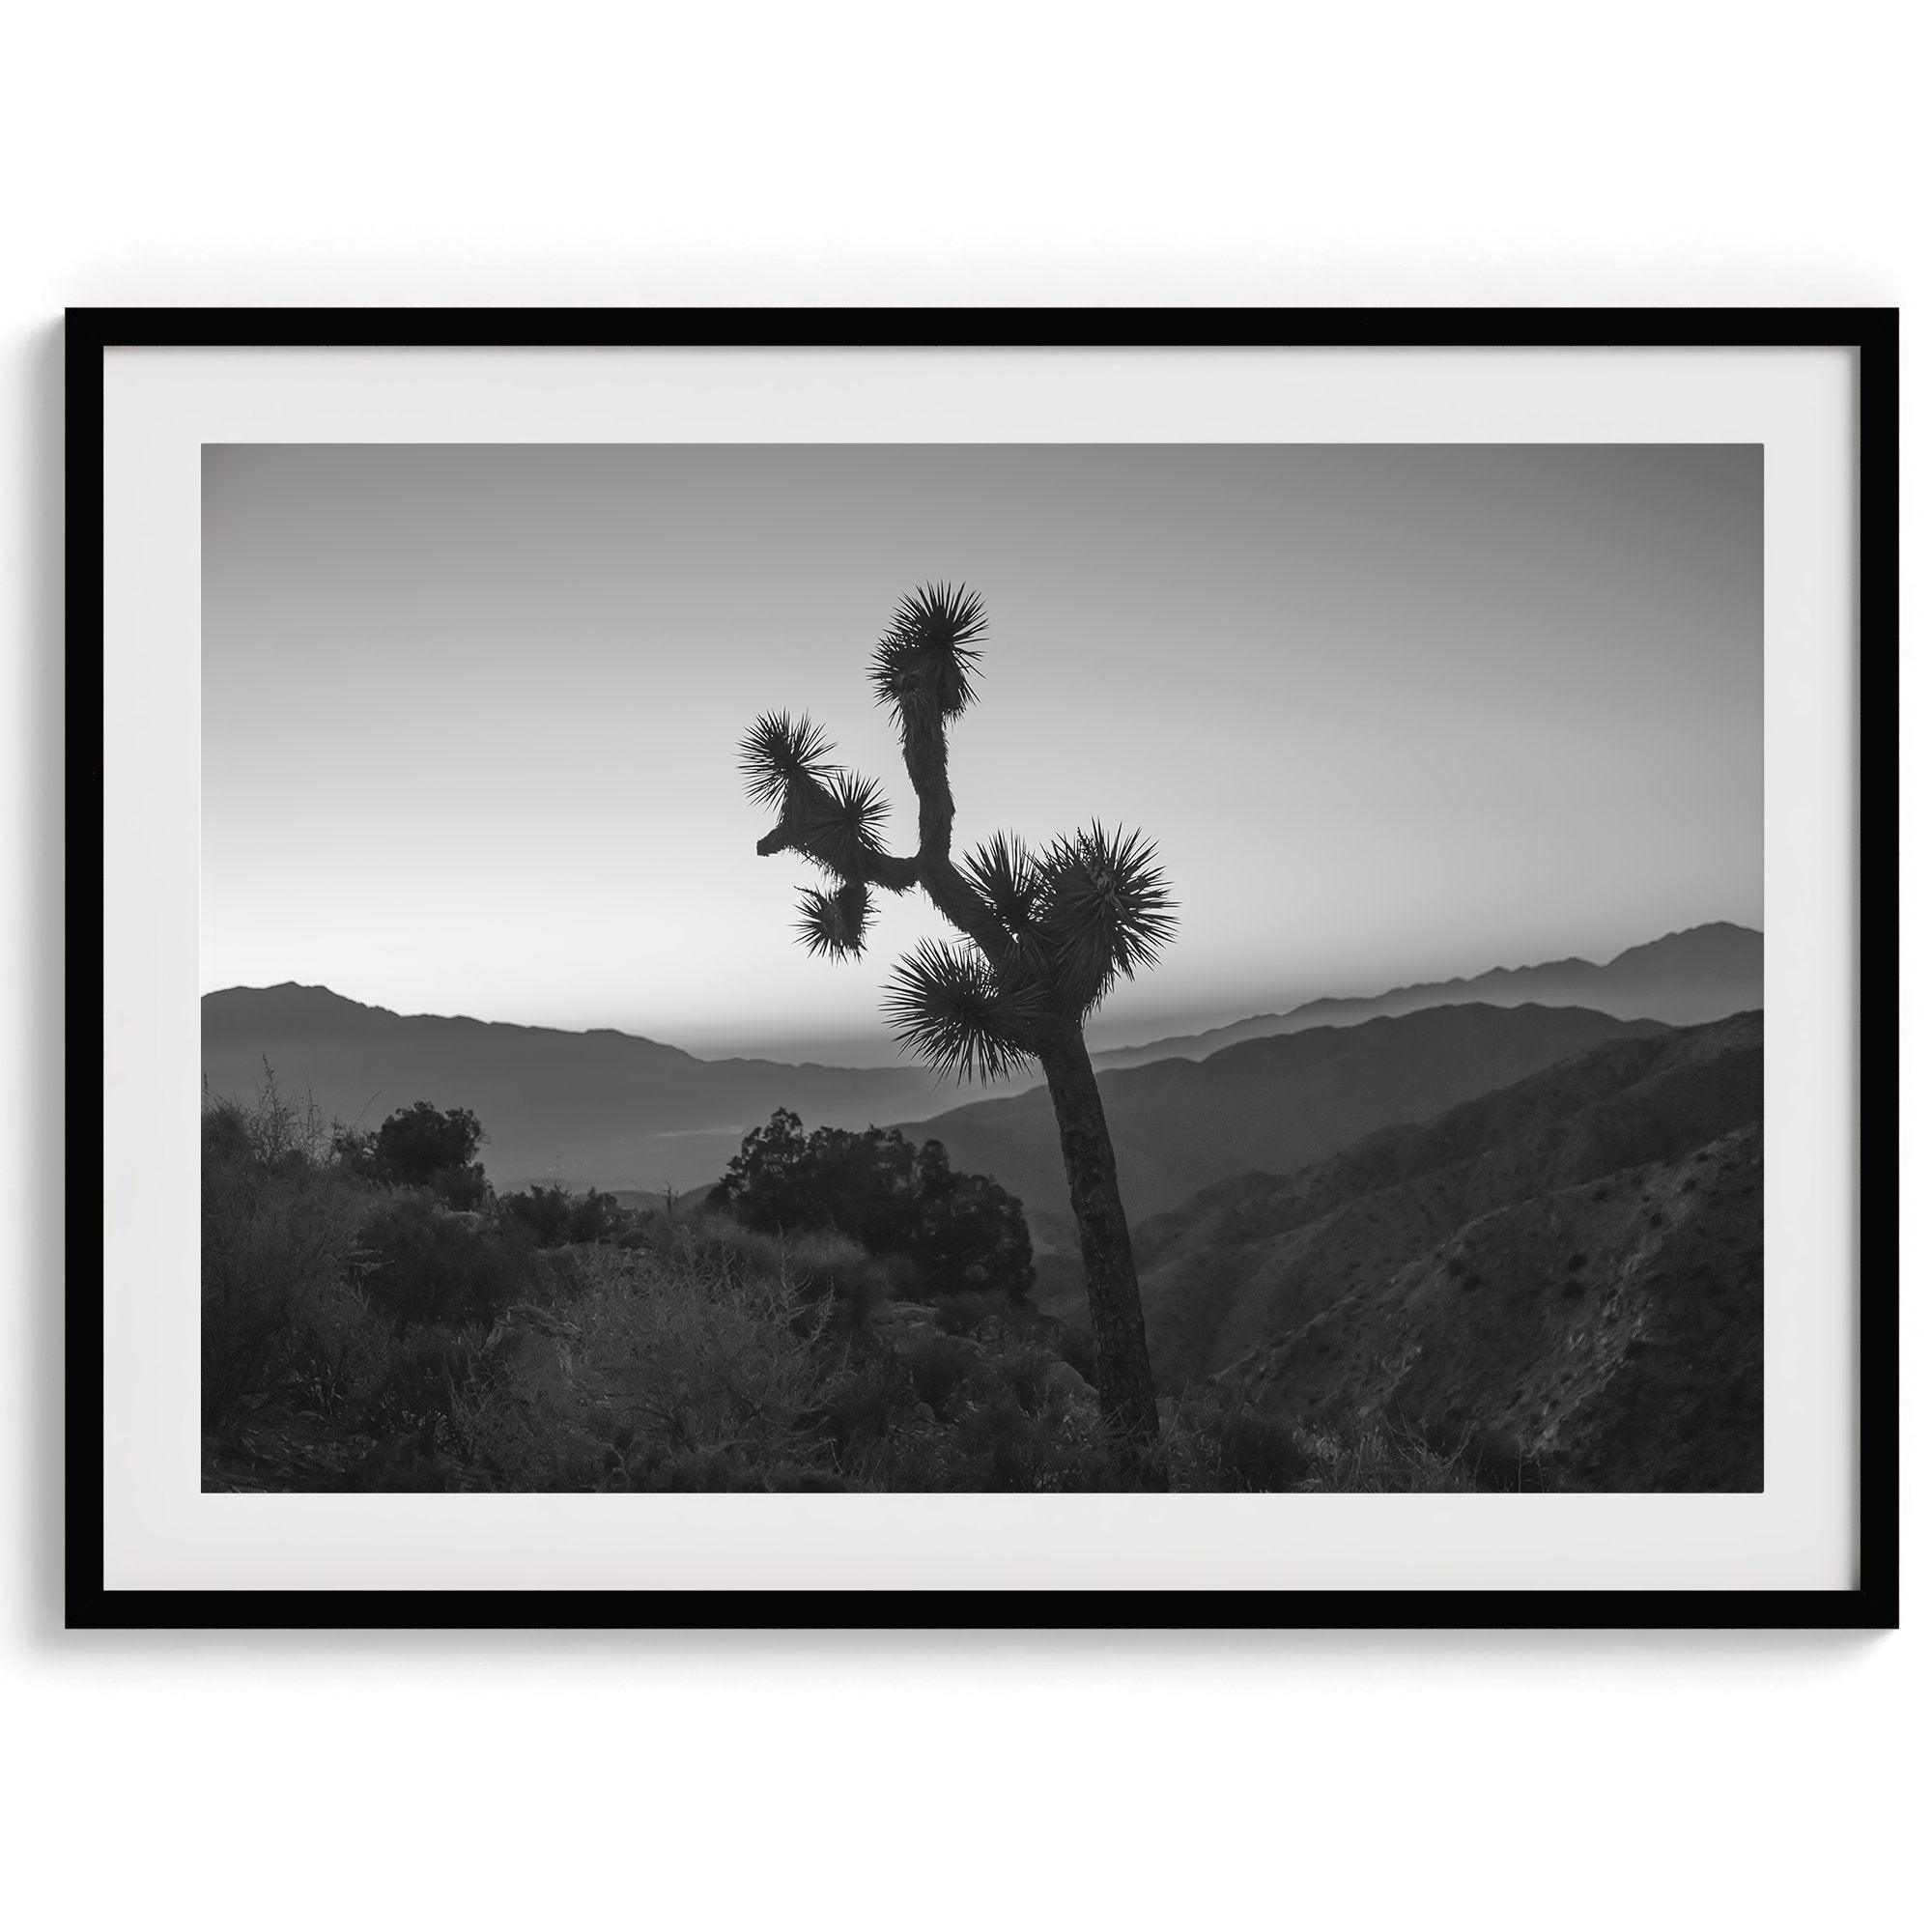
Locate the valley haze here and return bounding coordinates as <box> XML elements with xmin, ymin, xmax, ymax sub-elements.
<box><xmin>203</xmin><ymin>921</ymin><xmax>1761</xmax><ymax>1204</ymax></box>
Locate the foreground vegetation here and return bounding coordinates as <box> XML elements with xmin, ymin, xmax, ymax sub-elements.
<box><xmin>204</xmin><ymin>1073</ymin><xmax>1502</xmax><ymax>1493</ymax></box>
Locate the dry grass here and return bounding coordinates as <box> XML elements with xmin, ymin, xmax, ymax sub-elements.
<box><xmin>1290</xmin><ymin>1416</ymin><xmax>1484</xmax><ymax>1492</ymax></box>
<box><xmin>201</xmin><ymin>1073</ymin><xmax>368</xmax><ymax>1427</ymax></box>
<box><xmin>449</xmin><ymin>1240</ymin><xmax>851</xmax><ymax>1490</ymax></box>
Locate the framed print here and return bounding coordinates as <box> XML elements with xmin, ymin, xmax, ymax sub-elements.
<box><xmin>71</xmin><ymin>307</ymin><xmax>1898</xmax><ymax>1629</ymax></box>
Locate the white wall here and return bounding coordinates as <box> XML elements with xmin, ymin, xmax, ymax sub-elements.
<box><xmin>3</xmin><ymin>5</ymin><xmax>1920</xmax><ymax>1927</ymax></box>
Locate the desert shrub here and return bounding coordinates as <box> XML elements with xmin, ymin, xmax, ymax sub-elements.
<box><xmin>201</xmin><ymin>1077</ymin><xmax>366</xmax><ymax>1427</ymax></box>
<box><xmin>927</xmin><ymin>1288</ymin><xmax>1019</xmax><ymax>1337</ymax></box>
<box><xmin>562</xmin><ymin>1187</ymin><xmax>629</xmax><ymax>1244</ymax></box>
<box><xmin>357</xmin><ymin>1192</ymin><xmax>537</xmax><ymax>1330</ymax></box>
<box><xmin>496</xmin><ymin>1182</ymin><xmax>576</xmax><ymax>1246</ymax></box>
<box><xmin>497</xmin><ymin>1182</ymin><xmax>633</xmax><ymax>1247</ymax></box>
<box><xmin>811</xmin><ymin>1350</ymin><xmax>924</xmax><ymax>1452</ymax></box>
<box><xmin>946</xmin><ymin>1388</ymin><xmax>1114</xmax><ymax>1492</ymax></box>
<box><xmin>923</xmin><ymin>1333</ymin><xmax>1110</xmax><ymax>1489</ymax></box>
<box><xmin>820</xmin><ymin>1322</ymin><xmax>1109</xmax><ymax>1492</ymax></box>
<box><xmin>340</xmin><ymin>1100</ymin><xmax>490</xmax><ymax>1208</ymax></box>
<box><xmin>1295</xmin><ymin>1416</ymin><xmax>1483</xmax><ymax>1493</ymax></box>
<box><xmin>709</xmin><ymin>1109</ymin><xmax>1034</xmax><ymax>1298</ymax></box>
<box><xmin>447</xmin><ymin>1242</ymin><xmax>847</xmax><ymax>1491</ymax></box>
<box><xmin>359</xmin><ymin>1323</ymin><xmax>482</xmax><ymax>1437</ymax></box>
<box><xmin>1416</xmin><ymin>1416</ymin><xmax>1552</xmax><ymax>1491</ymax></box>
<box><xmin>899</xmin><ymin>1331</ymin><xmax>981</xmax><ymax>1413</ymax></box>
<box><xmin>1168</xmin><ymin>1387</ymin><xmax>1315</xmax><ymax>1491</ymax></box>
<box><xmin>618</xmin><ymin>1211</ymin><xmax>889</xmax><ymax>1323</ymax></box>
<box><xmin>281</xmin><ymin>1276</ymin><xmax>391</xmax><ymax>1421</ymax></box>
<box><xmin>779</xmin><ymin>1227</ymin><xmax>894</xmax><ymax>1319</ymax></box>
<box><xmin>967</xmin><ymin>1338</ymin><xmax>1074</xmax><ymax>1419</ymax></box>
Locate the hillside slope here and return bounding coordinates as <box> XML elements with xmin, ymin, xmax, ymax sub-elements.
<box><xmin>1094</xmin><ymin>922</ymin><xmax>1761</xmax><ymax>1067</ymax></box>
<box><xmin>1114</xmin><ymin>1011</ymin><xmax>1762</xmax><ymax>1492</ymax></box>
<box><xmin>906</xmin><ymin>1003</ymin><xmax>1663</xmax><ymax>1249</ymax></box>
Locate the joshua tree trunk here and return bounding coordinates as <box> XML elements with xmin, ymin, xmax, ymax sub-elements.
<box><xmin>1038</xmin><ymin>1024</ymin><xmax>1162</xmax><ymax>1463</ymax></box>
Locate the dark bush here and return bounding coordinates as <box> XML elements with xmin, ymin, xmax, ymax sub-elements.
<box><xmin>949</xmin><ymin>1390</ymin><xmax>1111</xmax><ymax>1492</ymax></box>
<box><xmin>1172</xmin><ymin>1389</ymin><xmax>1315</xmax><ymax>1491</ymax></box>
<box><xmin>360</xmin><ymin>1323</ymin><xmax>480</xmax><ymax>1436</ymax></box>
<box><xmin>358</xmin><ymin>1193</ymin><xmax>536</xmax><ymax>1329</ymax></box>
<box><xmin>780</xmin><ymin>1229</ymin><xmax>895</xmax><ymax>1318</ymax></box>
<box><xmin>1423</xmin><ymin>1416</ymin><xmax>1553</xmax><ymax>1492</ymax></box>
<box><xmin>709</xmin><ymin>1108</ymin><xmax>1034</xmax><ymax>1299</ymax></box>
<box><xmin>349</xmin><ymin>1100</ymin><xmax>492</xmax><ymax>1208</ymax></box>
<box><xmin>979</xmin><ymin>1340</ymin><xmax>1079</xmax><ymax>1419</ymax></box>
<box><xmin>498</xmin><ymin>1182</ymin><xmax>631</xmax><ymax>1247</ymax></box>
<box><xmin>901</xmin><ymin>1331</ymin><xmax>981</xmax><ymax>1413</ymax></box>
<box><xmin>811</xmin><ymin>1353</ymin><xmax>923</xmax><ymax>1452</ymax></box>
<box><xmin>202</xmin><ymin>1082</ymin><xmax>364</xmax><ymax>1427</ymax></box>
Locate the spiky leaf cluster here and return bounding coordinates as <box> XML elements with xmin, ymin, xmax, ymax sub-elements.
<box><xmin>739</xmin><ymin>710</ymin><xmax>833</xmax><ymax>810</ymax></box>
<box><xmin>882</xmin><ymin>939</ymin><xmax>1040</xmax><ymax>1084</ymax></box>
<box><xmin>868</xmin><ymin>582</ymin><xmax>987</xmax><ymax>723</ymax></box>
<box><xmin>961</xmin><ymin>831</ymin><xmax>1044</xmax><ymax>937</ymax></box>
<box><xmin>793</xmin><ymin>769</ymin><xmax>888</xmax><ymax>878</ymax></box>
<box><xmin>795</xmin><ymin>880</ymin><xmax>872</xmax><ymax>959</ymax></box>
<box><xmin>1037</xmin><ymin>823</ymin><xmax>1178</xmax><ymax>1013</ymax></box>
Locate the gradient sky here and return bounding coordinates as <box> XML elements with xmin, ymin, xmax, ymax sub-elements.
<box><xmin>202</xmin><ymin>443</ymin><xmax>1762</xmax><ymax>1064</ymax></box>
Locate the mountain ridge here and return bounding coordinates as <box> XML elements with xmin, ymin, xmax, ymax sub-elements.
<box><xmin>201</xmin><ymin>919</ymin><xmax>1754</xmax><ymax>1205</ymax></box>
<box><xmin>205</xmin><ymin>981</ymin><xmax>934</xmax><ymax>1078</ymax></box>
<box><xmin>897</xmin><ymin>1001</ymin><xmax>1665</xmax><ymax>1249</ymax></box>
<box><xmin>201</xmin><ymin>982</ymin><xmax>967</xmax><ymax>1193</ymax></box>
<box><xmin>1094</xmin><ymin>921</ymin><xmax>1761</xmax><ymax>1067</ymax></box>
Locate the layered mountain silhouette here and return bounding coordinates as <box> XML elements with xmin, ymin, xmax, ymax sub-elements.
<box><xmin>1094</xmin><ymin>922</ymin><xmax>1761</xmax><ymax>1068</ymax></box>
<box><xmin>202</xmin><ymin>921</ymin><xmax>1756</xmax><ymax>1225</ymax></box>
<box><xmin>1042</xmin><ymin>1011</ymin><xmax>1763</xmax><ymax>1491</ymax></box>
<box><xmin>900</xmin><ymin>1003</ymin><xmax>1663</xmax><ymax>1251</ymax></box>
<box><xmin>201</xmin><ymin>983</ymin><xmax>958</xmax><ymax>1193</ymax></box>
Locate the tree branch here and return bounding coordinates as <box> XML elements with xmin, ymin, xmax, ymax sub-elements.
<box><xmin>757</xmin><ymin>816</ymin><xmax>920</xmax><ymax>892</ymax></box>
<box><xmin>894</xmin><ymin>705</ymin><xmax>1015</xmax><ymax>962</ymax></box>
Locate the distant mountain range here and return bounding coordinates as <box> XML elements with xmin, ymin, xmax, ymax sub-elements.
<box><xmin>1092</xmin><ymin>923</ymin><xmax>1761</xmax><ymax>1068</ymax></box>
<box><xmin>201</xmin><ymin>982</ymin><xmax>958</xmax><ymax>1193</ymax></box>
<box><xmin>200</xmin><ymin>921</ymin><xmax>1758</xmax><ymax>1202</ymax></box>
<box><xmin>901</xmin><ymin>1003</ymin><xmax>1662</xmax><ymax>1249</ymax></box>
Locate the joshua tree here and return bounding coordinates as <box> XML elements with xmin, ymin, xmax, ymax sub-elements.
<box><xmin>737</xmin><ymin>583</ymin><xmax>1176</xmax><ymax>1462</ymax></box>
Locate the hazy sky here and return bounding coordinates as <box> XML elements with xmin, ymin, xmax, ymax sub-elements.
<box><xmin>202</xmin><ymin>443</ymin><xmax>1762</xmax><ymax>1064</ymax></box>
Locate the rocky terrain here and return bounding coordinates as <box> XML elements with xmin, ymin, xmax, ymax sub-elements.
<box><xmin>1052</xmin><ymin>1011</ymin><xmax>1762</xmax><ymax>1491</ymax></box>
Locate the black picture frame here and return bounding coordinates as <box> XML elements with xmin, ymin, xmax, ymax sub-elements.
<box><xmin>68</xmin><ymin>305</ymin><xmax>1900</xmax><ymax>1633</ymax></box>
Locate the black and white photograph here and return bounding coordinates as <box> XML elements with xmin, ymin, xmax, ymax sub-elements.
<box><xmin>198</xmin><ymin>440</ymin><xmax>1768</xmax><ymax>1497</ymax></box>
<box><xmin>20</xmin><ymin>11</ymin><xmax>1921</xmax><ymax>1928</ymax></box>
